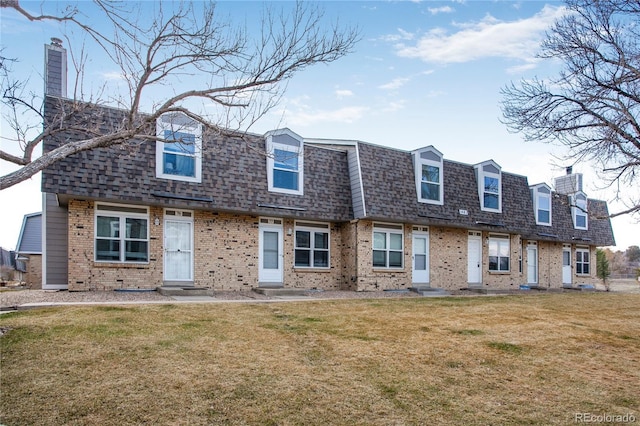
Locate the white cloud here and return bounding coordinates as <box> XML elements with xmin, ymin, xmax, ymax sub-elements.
<box><xmin>378</xmin><ymin>28</ymin><xmax>414</xmax><ymax>43</ymax></box>
<box><xmin>277</xmin><ymin>103</ymin><xmax>369</xmax><ymax>127</ymax></box>
<box><xmin>101</xmin><ymin>71</ymin><xmax>126</xmax><ymax>81</ymax></box>
<box><xmin>335</xmin><ymin>89</ymin><xmax>354</xmax><ymax>99</ymax></box>
<box><xmin>395</xmin><ymin>5</ymin><xmax>568</xmax><ymax>66</ymax></box>
<box><xmin>382</xmin><ymin>101</ymin><xmax>406</xmax><ymax>112</ymax></box>
<box><xmin>378</xmin><ymin>77</ymin><xmax>410</xmax><ymax>91</ymax></box>
<box><xmin>428</xmin><ymin>6</ymin><xmax>454</xmax><ymax>15</ymax></box>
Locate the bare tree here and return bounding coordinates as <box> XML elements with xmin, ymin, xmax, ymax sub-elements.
<box><xmin>0</xmin><ymin>0</ymin><xmax>359</xmax><ymax>190</ymax></box>
<box><xmin>500</xmin><ymin>0</ymin><xmax>640</xmax><ymax>218</ymax></box>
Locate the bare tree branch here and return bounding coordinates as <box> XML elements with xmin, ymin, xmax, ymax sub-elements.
<box><xmin>501</xmin><ymin>0</ymin><xmax>640</xmax><ymax>219</ymax></box>
<box><xmin>0</xmin><ymin>0</ymin><xmax>359</xmax><ymax>190</ymax></box>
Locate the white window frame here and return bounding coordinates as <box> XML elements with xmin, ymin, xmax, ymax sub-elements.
<box><xmin>475</xmin><ymin>161</ymin><xmax>502</xmax><ymax>213</ymax></box>
<box><xmin>572</xmin><ymin>192</ymin><xmax>588</xmax><ymax>230</ymax></box>
<box><xmin>294</xmin><ymin>221</ymin><xmax>330</xmax><ymax>269</ymax></box>
<box><xmin>95</xmin><ymin>203</ymin><xmax>149</xmax><ymax>263</ymax></box>
<box><xmin>413</xmin><ymin>146</ymin><xmax>444</xmax><ymax>205</ymax></box>
<box><xmin>531</xmin><ymin>184</ymin><xmax>552</xmax><ymax>226</ymax></box>
<box><xmin>576</xmin><ymin>247</ymin><xmax>590</xmax><ymax>275</ymax></box>
<box><xmin>488</xmin><ymin>234</ymin><xmax>510</xmax><ymax>272</ymax></box>
<box><xmin>372</xmin><ymin>223</ymin><xmax>404</xmax><ymax>269</ymax></box>
<box><xmin>156</xmin><ymin>113</ymin><xmax>202</xmax><ymax>183</ymax></box>
<box><xmin>266</xmin><ymin>129</ymin><xmax>304</xmax><ymax>195</ymax></box>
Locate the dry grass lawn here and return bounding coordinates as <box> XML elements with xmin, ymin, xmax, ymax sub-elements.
<box><xmin>1</xmin><ymin>293</ymin><xmax>639</xmax><ymax>425</ymax></box>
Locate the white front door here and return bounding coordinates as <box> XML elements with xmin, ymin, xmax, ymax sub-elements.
<box><xmin>527</xmin><ymin>243</ymin><xmax>538</xmax><ymax>284</ymax></box>
<box><xmin>467</xmin><ymin>233</ymin><xmax>482</xmax><ymax>285</ymax></box>
<box><xmin>259</xmin><ymin>222</ymin><xmax>283</xmax><ymax>284</ymax></box>
<box><xmin>412</xmin><ymin>231</ymin><xmax>430</xmax><ymax>284</ymax></box>
<box><xmin>562</xmin><ymin>246</ymin><xmax>572</xmax><ymax>286</ymax></box>
<box><xmin>164</xmin><ymin>211</ymin><xmax>194</xmax><ymax>284</ymax></box>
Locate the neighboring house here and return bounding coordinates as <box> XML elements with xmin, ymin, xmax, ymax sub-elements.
<box><xmin>15</xmin><ymin>212</ymin><xmax>43</xmax><ymax>289</ymax></box>
<box><xmin>39</xmin><ymin>40</ymin><xmax>615</xmax><ymax>291</ymax></box>
<box><xmin>0</xmin><ymin>247</ymin><xmax>25</xmax><ymax>283</ymax></box>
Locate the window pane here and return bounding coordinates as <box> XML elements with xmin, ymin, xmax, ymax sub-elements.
<box><xmin>296</xmin><ymin>231</ymin><xmax>310</xmax><ymax>248</ymax></box>
<box><xmin>498</xmin><ymin>241</ymin><xmax>509</xmax><ymax>257</ymax></box>
<box><xmin>484</xmin><ymin>176</ymin><xmax>499</xmax><ymax>194</ymax></box>
<box><xmin>294</xmin><ymin>249</ymin><xmax>310</xmax><ymax>267</ymax></box>
<box><xmin>390</xmin><ymin>233</ymin><xmax>403</xmax><ymax>250</ymax></box>
<box><xmin>421</xmin><ymin>182</ymin><xmax>440</xmax><ymax>201</ymax></box>
<box><xmin>126</xmin><ymin>218</ymin><xmax>147</xmax><ymax>239</ymax></box>
<box><xmin>163</xmin><ymin>153</ymin><xmax>195</xmax><ymax>177</ymax></box>
<box><xmin>373</xmin><ymin>232</ymin><xmax>386</xmax><ymax>250</ymax></box>
<box><xmin>314</xmin><ymin>251</ymin><xmax>329</xmax><ymax>268</ymax></box>
<box><xmin>273</xmin><ymin>169</ymin><xmax>299</xmax><ymax>190</ymax></box>
<box><xmin>96</xmin><ymin>239</ymin><xmax>120</xmax><ymax>261</ymax></box>
<box><xmin>499</xmin><ymin>257</ymin><xmax>509</xmax><ymax>271</ymax></box>
<box><xmin>97</xmin><ymin>216</ymin><xmax>119</xmax><ymax>238</ymax></box>
<box><xmin>488</xmin><ymin>241</ymin><xmax>498</xmax><ymax>257</ymax></box>
<box><xmin>389</xmin><ymin>251</ymin><xmax>402</xmax><ymax>267</ymax></box>
<box><xmin>576</xmin><ymin>214</ymin><xmax>586</xmax><ymax>228</ymax></box>
<box><xmin>415</xmin><ymin>254</ymin><xmax>426</xmax><ymax>270</ymax></box>
<box><xmin>422</xmin><ymin>165</ymin><xmax>439</xmax><ymax>183</ymax></box>
<box><xmin>125</xmin><ymin>241</ymin><xmax>148</xmax><ymax>262</ymax></box>
<box><xmin>489</xmin><ymin>256</ymin><xmax>498</xmax><ymax>271</ymax></box>
<box><xmin>582</xmin><ymin>263</ymin><xmax>589</xmax><ymax>274</ymax></box>
<box><xmin>373</xmin><ymin>250</ymin><xmax>386</xmax><ymax>267</ymax></box>
<box><xmin>263</xmin><ymin>231</ymin><xmax>279</xmax><ymax>269</ymax></box>
<box><xmin>484</xmin><ymin>193</ymin><xmax>499</xmax><ymax>209</ymax></box>
<box><xmin>314</xmin><ymin>232</ymin><xmax>328</xmax><ymax>249</ymax></box>
<box><xmin>539</xmin><ymin>196</ymin><xmax>550</xmax><ymax>210</ymax></box>
<box><xmin>164</xmin><ymin>130</ymin><xmax>195</xmax><ymax>153</ymax></box>
<box><xmin>538</xmin><ymin>209</ymin><xmax>550</xmax><ymax>224</ymax></box>
<box><xmin>274</xmin><ymin>149</ymin><xmax>299</xmax><ymax>171</ymax></box>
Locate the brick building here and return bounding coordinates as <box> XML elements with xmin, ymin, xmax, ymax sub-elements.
<box><xmin>39</xmin><ymin>41</ymin><xmax>615</xmax><ymax>292</ymax></box>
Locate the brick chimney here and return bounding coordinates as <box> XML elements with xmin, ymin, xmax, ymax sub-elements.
<box><xmin>44</xmin><ymin>37</ymin><xmax>67</xmax><ymax>98</ymax></box>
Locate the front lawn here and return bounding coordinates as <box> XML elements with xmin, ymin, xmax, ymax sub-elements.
<box><xmin>1</xmin><ymin>293</ymin><xmax>639</xmax><ymax>425</ymax></box>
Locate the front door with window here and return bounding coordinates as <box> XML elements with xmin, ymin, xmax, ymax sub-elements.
<box><xmin>467</xmin><ymin>233</ymin><xmax>482</xmax><ymax>285</ymax></box>
<box><xmin>562</xmin><ymin>246</ymin><xmax>572</xmax><ymax>286</ymax></box>
<box><xmin>412</xmin><ymin>231</ymin><xmax>430</xmax><ymax>285</ymax></box>
<box><xmin>527</xmin><ymin>242</ymin><xmax>538</xmax><ymax>285</ymax></box>
<box><xmin>164</xmin><ymin>211</ymin><xmax>194</xmax><ymax>284</ymax></box>
<box><xmin>259</xmin><ymin>222</ymin><xmax>283</xmax><ymax>284</ymax></box>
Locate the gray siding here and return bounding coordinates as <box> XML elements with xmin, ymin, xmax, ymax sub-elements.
<box><xmin>17</xmin><ymin>213</ymin><xmax>42</xmax><ymax>253</ymax></box>
<box><xmin>44</xmin><ymin>193</ymin><xmax>68</xmax><ymax>287</ymax></box>
<box><xmin>347</xmin><ymin>146</ymin><xmax>366</xmax><ymax>218</ymax></box>
<box><xmin>45</xmin><ymin>43</ymin><xmax>66</xmax><ymax>97</ymax></box>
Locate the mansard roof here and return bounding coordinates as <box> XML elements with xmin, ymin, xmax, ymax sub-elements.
<box><xmin>41</xmin><ymin>97</ymin><xmax>352</xmax><ymax>222</ymax></box>
<box><xmin>41</xmin><ymin>96</ymin><xmax>615</xmax><ymax>246</ymax></box>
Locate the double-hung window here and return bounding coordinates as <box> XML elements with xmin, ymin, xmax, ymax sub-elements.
<box><xmin>266</xmin><ymin>129</ymin><xmax>304</xmax><ymax>195</ymax></box>
<box><xmin>531</xmin><ymin>184</ymin><xmax>552</xmax><ymax>226</ymax></box>
<box><xmin>572</xmin><ymin>192</ymin><xmax>588</xmax><ymax>230</ymax></box>
<box><xmin>475</xmin><ymin>161</ymin><xmax>502</xmax><ymax>212</ymax></box>
<box><xmin>488</xmin><ymin>234</ymin><xmax>510</xmax><ymax>272</ymax></box>
<box><xmin>95</xmin><ymin>204</ymin><xmax>149</xmax><ymax>263</ymax></box>
<box><xmin>413</xmin><ymin>147</ymin><xmax>444</xmax><ymax>204</ymax></box>
<box><xmin>156</xmin><ymin>113</ymin><xmax>202</xmax><ymax>182</ymax></box>
<box><xmin>576</xmin><ymin>247</ymin><xmax>590</xmax><ymax>275</ymax></box>
<box><xmin>373</xmin><ymin>224</ymin><xmax>404</xmax><ymax>268</ymax></box>
<box><xmin>294</xmin><ymin>222</ymin><xmax>330</xmax><ymax>268</ymax></box>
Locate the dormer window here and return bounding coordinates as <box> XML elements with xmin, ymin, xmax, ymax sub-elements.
<box><xmin>413</xmin><ymin>146</ymin><xmax>443</xmax><ymax>205</ymax></box>
<box><xmin>474</xmin><ymin>161</ymin><xmax>502</xmax><ymax>212</ymax></box>
<box><xmin>572</xmin><ymin>192</ymin><xmax>588</xmax><ymax>230</ymax></box>
<box><xmin>531</xmin><ymin>184</ymin><xmax>552</xmax><ymax>226</ymax></box>
<box><xmin>156</xmin><ymin>113</ymin><xmax>202</xmax><ymax>183</ymax></box>
<box><xmin>266</xmin><ymin>129</ymin><xmax>304</xmax><ymax>195</ymax></box>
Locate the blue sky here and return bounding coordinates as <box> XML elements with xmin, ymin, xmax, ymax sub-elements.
<box><xmin>0</xmin><ymin>0</ymin><xmax>637</xmax><ymax>251</ymax></box>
